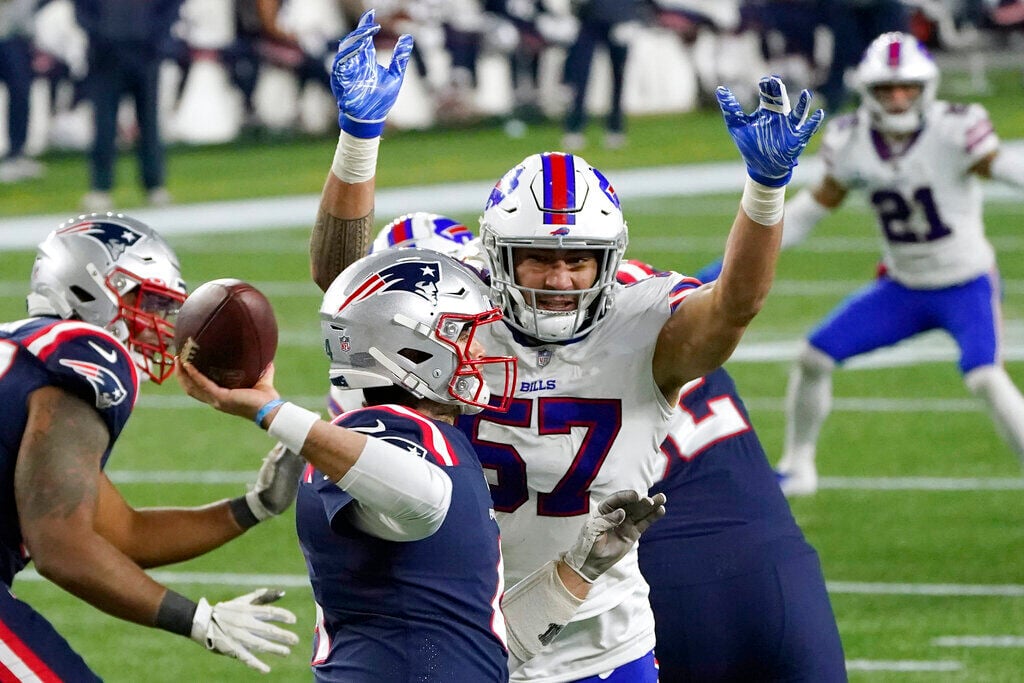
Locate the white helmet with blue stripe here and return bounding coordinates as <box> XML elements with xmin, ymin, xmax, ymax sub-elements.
<box><xmin>370</xmin><ymin>212</ymin><xmax>475</xmax><ymax>257</ymax></box>
<box><xmin>479</xmin><ymin>152</ymin><xmax>628</xmax><ymax>342</ymax></box>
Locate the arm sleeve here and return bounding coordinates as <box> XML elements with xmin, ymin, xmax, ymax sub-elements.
<box><xmin>336</xmin><ymin>435</ymin><xmax>453</xmax><ymax>541</ymax></box>
<box><xmin>502</xmin><ymin>561</ymin><xmax>584</xmax><ymax>670</ymax></box>
<box><xmin>988</xmin><ymin>150</ymin><xmax>1024</xmax><ymax>190</ymax></box>
<box><xmin>781</xmin><ymin>187</ymin><xmax>829</xmax><ymax>249</ymax></box>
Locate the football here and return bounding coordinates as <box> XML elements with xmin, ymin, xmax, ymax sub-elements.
<box><xmin>174</xmin><ymin>279</ymin><xmax>277</xmax><ymax>389</ymax></box>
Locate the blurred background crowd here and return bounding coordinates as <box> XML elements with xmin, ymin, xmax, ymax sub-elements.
<box><xmin>1</xmin><ymin>0</ymin><xmax>1022</xmax><ymax>208</ymax></box>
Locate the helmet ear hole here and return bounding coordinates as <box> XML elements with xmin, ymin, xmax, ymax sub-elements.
<box><xmin>398</xmin><ymin>348</ymin><xmax>433</xmax><ymax>364</ymax></box>
<box><xmin>69</xmin><ymin>285</ymin><xmax>95</xmax><ymax>303</ymax></box>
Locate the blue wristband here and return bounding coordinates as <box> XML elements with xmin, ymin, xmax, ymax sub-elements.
<box><xmin>254</xmin><ymin>399</ymin><xmax>285</xmax><ymax>427</ymax></box>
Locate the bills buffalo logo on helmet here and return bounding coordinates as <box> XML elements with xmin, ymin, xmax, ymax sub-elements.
<box><xmin>485</xmin><ymin>165</ymin><xmax>526</xmax><ymax>211</ymax></box>
<box><xmin>59</xmin><ymin>358</ymin><xmax>128</xmax><ymax>408</ymax></box>
<box><xmin>57</xmin><ymin>220</ymin><xmax>145</xmax><ymax>259</ymax></box>
<box><xmin>339</xmin><ymin>260</ymin><xmax>443</xmax><ymax>311</ymax></box>
<box><xmin>433</xmin><ymin>218</ymin><xmax>473</xmax><ymax>243</ymax></box>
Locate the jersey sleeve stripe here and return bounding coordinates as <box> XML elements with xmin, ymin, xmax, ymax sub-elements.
<box><xmin>0</xmin><ymin>620</ymin><xmax>63</xmax><ymax>683</ymax></box>
<box><xmin>965</xmin><ymin>120</ymin><xmax>995</xmax><ymax>152</ymax></box>
<box><xmin>22</xmin><ymin>320</ymin><xmax>139</xmax><ymax>390</ymax></box>
<box><xmin>375</xmin><ymin>404</ymin><xmax>460</xmax><ymax>466</ymax></box>
<box><xmin>668</xmin><ymin>278</ymin><xmax>701</xmax><ymax>312</ymax></box>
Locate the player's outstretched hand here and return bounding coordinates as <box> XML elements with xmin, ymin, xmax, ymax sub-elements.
<box><xmin>331</xmin><ymin>9</ymin><xmax>413</xmax><ymax>138</ymax></box>
<box><xmin>177</xmin><ymin>359</ymin><xmax>279</xmax><ymax>423</ymax></box>
<box><xmin>245</xmin><ymin>442</ymin><xmax>304</xmax><ymax>521</ymax></box>
<box><xmin>561</xmin><ymin>490</ymin><xmax>667</xmax><ymax>582</ymax></box>
<box><xmin>191</xmin><ymin>588</ymin><xmax>299</xmax><ymax>673</ymax></box>
<box><xmin>716</xmin><ymin>75</ymin><xmax>824</xmax><ymax>187</ymax></box>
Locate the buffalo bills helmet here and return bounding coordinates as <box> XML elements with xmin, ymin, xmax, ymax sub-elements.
<box><xmin>854</xmin><ymin>31</ymin><xmax>939</xmax><ymax>134</ymax></box>
<box><xmin>27</xmin><ymin>213</ymin><xmax>187</xmax><ymax>384</ymax></box>
<box><xmin>479</xmin><ymin>152</ymin><xmax>627</xmax><ymax>343</ymax></box>
<box><xmin>370</xmin><ymin>212</ymin><xmax>475</xmax><ymax>256</ymax></box>
<box><xmin>320</xmin><ymin>248</ymin><xmax>517</xmax><ymax>413</ymax></box>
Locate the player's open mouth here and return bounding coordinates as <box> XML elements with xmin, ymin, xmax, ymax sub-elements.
<box><xmin>535</xmin><ymin>297</ymin><xmax>578</xmax><ymax>311</ymax></box>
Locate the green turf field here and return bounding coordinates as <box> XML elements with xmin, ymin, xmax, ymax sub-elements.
<box><xmin>2</xmin><ymin>70</ymin><xmax>1024</xmax><ymax>681</ymax></box>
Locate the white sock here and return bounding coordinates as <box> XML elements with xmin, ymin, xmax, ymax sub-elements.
<box><xmin>780</xmin><ymin>344</ymin><xmax>835</xmax><ymax>473</ymax></box>
<box><xmin>965</xmin><ymin>365</ymin><xmax>1024</xmax><ymax>461</ymax></box>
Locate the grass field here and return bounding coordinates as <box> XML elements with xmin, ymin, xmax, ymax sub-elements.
<box><xmin>2</xmin><ymin>70</ymin><xmax>1024</xmax><ymax>681</ymax></box>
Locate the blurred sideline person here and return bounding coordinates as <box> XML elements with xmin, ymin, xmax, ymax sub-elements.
<box><xmin>0</xmin><ymin>0</ymin><xmax>45</xmax><ymax>183</ymax></box>
<box><xmin>74</xmin><ymin>0</ymin><xmax>184</xmax><ymax>211</ymax></box>
<box><xmin>0</xmin><ymin>213</ymin><xmax>301</xmax><ymax>680</ymax></box>
<box><xmin>619</xmin><ymin>260</ymin><xmax>845</xmax><ymax>681</ymax></box>
<box><xmin>177</xmin><ymin>247</ymin><xmax>666</xmax><ymax>681</ymax></box>
<box><xmin>307</xmin><ymin>10</ymin><xmax>824</xmax><ymax>681</ymax></box>
<box><xmin>775</xmin><ymin>31</ymin><xmax>1024</xmax><ymax>496</ymax></box>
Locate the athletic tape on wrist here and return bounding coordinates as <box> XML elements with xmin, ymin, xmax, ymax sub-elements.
<box><xmin>331</xmin><ymin>130</ymin><xmax>380</xmax><ymax>184</ymax></box>
<box><xmin>741</xmin><ymin>176</ymin><xmax>786</xmax><ymax>226</ymax></box>
<box><xmin>155</xmin><ymin>589</ymin><xmax>199</xmax><ymax>637</ymax></box>
<box><xmin>229</xmin><ymin>495</ymin><xmax>261</xmax><ymax>529</ymax></box>
<box><xmin>502</xmin><ymin>560</ymin><xmax>583</xmax><ymax>663</ymax></box>
<box><xmin>267</xmin><ymin>402</ymin><xmax>319</xmax><ymax>454</ymax></box>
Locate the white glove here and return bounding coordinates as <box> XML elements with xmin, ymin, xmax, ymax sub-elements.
<box><xmin>561</xmin><ymin>490</ymin><xmax>667</xmax><ymax>582</ymax></box>
<box><xmin>191</xmin><ymin>588</ymin><xmax>300</xmax><ymax>673</ymax></box>
<box><xmin>245</xmin><ymin>442</ymin><xmax>305</xmax><ymax>522</ymax></box>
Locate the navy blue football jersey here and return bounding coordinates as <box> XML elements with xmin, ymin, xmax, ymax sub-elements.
<box><xmin>296</xmin><ymin>404</ymin><xmax>508</xmax><ymax>682</ymax></box>
<box><xmin>0</xmin><ymin>317</ymin><xmax>138</xmax><ymax>585</ymax></box>
<box><xmin>642</xmin><ymin>367</ymin><xmax>807</xmax><ymax>562</ymax></box>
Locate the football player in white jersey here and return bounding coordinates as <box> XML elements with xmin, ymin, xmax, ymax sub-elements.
<box><xmin>774</xmin><ymin>31</ymin><xmax>1024</xmax><ymax>496</ymax></box>
<box><xmin>309</xmin><ymin>11</ymin><xmax>822</xmax><ymax>682</ymax></box>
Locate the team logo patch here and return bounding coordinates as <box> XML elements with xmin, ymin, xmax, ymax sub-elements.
<box><xmin>380</xmin><ymin>435</ymin><xmax>430</xmax><ymax>459</ymax></box>
<box><xmin>485</xmin><ymin>165</ymin><xmax>525</xmax><ymax>210</ymax></box>
<box><xmin>59</xmin><ymin>358</ymin><xmax>128</xmax><ymax>408</ymax></box>
<box><xmin>433</xmin><ymin>218</ymin><xmax>473</xmax><ymax>244</ymax></box>
<box><xmin>57</xmin><ymin>220</ymin><xmax>144</xmax><ymax>259</ymax></box>
<box><xmin>339</xmin><ymin>260</ymin><xmax>442</xmax><ymax>311</ymax></box>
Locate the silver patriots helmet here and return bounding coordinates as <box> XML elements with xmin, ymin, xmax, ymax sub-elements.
<box><xmin>320</xmin><ymin>248</ymin><xmax>517</xmax><ymax>414</ymax></box>
<box><xmin>27</xmin><ymin>212</ymin><xmax>187</xmax><ymax>383</ymax></box>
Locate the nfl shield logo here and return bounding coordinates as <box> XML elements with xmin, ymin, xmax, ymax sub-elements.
<box><xmin>537</xmin><ymin>348</ymin><xmax>552</xmax><ymax>368</ymax></box>
<box><xmin>340</xmin><ymin>335</ymin><xmax>351</xmax><ymax>353</ymax></box>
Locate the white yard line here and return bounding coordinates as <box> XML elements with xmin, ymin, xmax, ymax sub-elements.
<box><xmin>3</xmin><ymin>144</ymin><xmax>1023</xmax><ymax>249</ymax></box>
<box><xmin>845</xmin><ymin>659</ymin><xmax>963</xmax><ymax>672</ymax></box>
<box><xmin>933</xmin><ymin>636</ymin><xmax>1024</xmax><ymax>648</ymax></box>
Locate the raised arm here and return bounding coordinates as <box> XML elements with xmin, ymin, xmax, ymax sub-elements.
<box><xmin>653</xmin><ymin>76</ymin><xmax>824</xmax><ymax>399</ymax></box>
<box><xmin>310</xmin><ymin>10</ymin><xmax>413</xmax><ymax>291</ymax></box>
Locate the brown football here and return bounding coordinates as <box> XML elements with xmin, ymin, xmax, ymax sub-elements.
<box><xmin>174</xmin><ymin>279</ymin><xmax>277</xmax><ymax>388</ymax></box>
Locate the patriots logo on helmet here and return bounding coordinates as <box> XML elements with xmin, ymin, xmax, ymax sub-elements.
<box><xmin>485</xmin><ymin>165</ymin><xmax>525</xmax><ymax>210</ymax></box>
<box><xmin>339</xmin><ymin>260</ymin><xmax>442</xmax><ymax>311</ymax></box>
<box><xmin>57</xmin><ymin>221</ymin><xmax>145</xmax><ymax>259</ymax></box>
<box><xmin>59</xmin><ymin>358</ymin><xmax>128</xmax><ymax>408</ymax></box>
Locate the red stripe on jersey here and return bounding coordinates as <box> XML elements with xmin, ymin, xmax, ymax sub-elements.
<box><xmin>0</xmin><ymin>620</ymin><xmax>63</xmax><ymax>682</ymax></box>
<box><xmin>372</xmin><ymin>404</ymin><xmax>460</xmax><ymax>466</ymax></box>
<box><xmin>302</xmin><ymin>462</ymin><xmax>316</xmax><ymax>483</ymax></box>
<box><xmin>22</xmin><ymin>320</ymin><xmax>139</xmax><ymax>393</ymax></box>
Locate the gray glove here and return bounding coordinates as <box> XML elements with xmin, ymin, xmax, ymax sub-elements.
<box><xmin>561</xmin><ymin>490</ymin><xmax>667</xmax><ymax>582</ymax></box>
<box><xmin>244</xmin><ymin>442</ymin><xmax>304</xmax><ymax>522</ymax></box>
<box><xmin>190</xmin><ymin>588</ymin><xmax>299</xmax><ymax>673</ymax></box>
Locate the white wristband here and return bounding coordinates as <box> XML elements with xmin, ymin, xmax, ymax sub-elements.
<box><xmin>331</xmin><ymin>130</ymin><xmax>380</xmax><ymax>184</ymax></box>
<box><xmin>741</xmin><ymin>177</ymin><xmax>786</xmax><ymax>226</ymax></box>
<box><xmin>502</xmin><ymin>560</ymin><xmax>583</xmax><ymax>668</ymax></box>
<box><xmin>266</xmin><ymin>402</ymin><xmax>320</xmax><ymax>454</ymax></box>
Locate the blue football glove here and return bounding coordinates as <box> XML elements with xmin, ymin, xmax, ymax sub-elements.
<box><xmin>331</xmin><ymin>10</ymin><xmax>414</xmax><ymax>139</ymax></box>
<box><xmin>716</xmin><ymin>75</ymin><xmax>824</xmax><ymax>187</ymax></box>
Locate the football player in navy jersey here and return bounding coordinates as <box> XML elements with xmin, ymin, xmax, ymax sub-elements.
<box><xmin>0</xmin><ymin>213</ymin><xmax>302</xmax><ymax>680</ymax></box>
<box><xmin>177</xmin><ymin>247</ymin><xmax>666</xmax><ymax>681</ymax></box>
<box><xmin>618</xmin><ymin>260</ymin><xmax>846</xmax><ymax>681</ymax></box>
